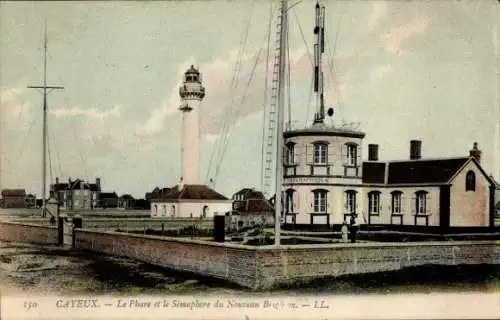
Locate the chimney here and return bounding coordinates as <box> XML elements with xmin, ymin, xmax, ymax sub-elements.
<box><xmin>469</xmin><ymin>142</ymin><xmax>482</xmax><ymax>163</ymax></box>
<box><xmin>95</xmin><ymin>177</ymin><xmax>101</xmax><ymax>191</ymax></box>
<box><xmin>68</xmin><ymin>177</ymin><xmax>72</xmax><ymax>186</ymax></box>
<box><xmin>55</xmin><ymin>177</ymin><xmax>59</xmax><ymax>184</ymax></box>
<box><xmin>368</xmin><ymin>144</ymin><xmax>379</xmax><ymax>161</ymax></box>
<box><xmin>410</xmin><ymin>140</ymin><xmax>422</xmax><ymax>160</ymax></box>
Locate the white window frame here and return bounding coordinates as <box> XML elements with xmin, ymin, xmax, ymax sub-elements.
<box><xmin>368</xmin><ymin>192</ymin><xmax>380</xmax><ymax>215</ymax></box>
<box><xmin>391</xmin><ymin>192</ymin><xmax>402</xmax><ymax>214</ymax></box>
<box><xmin>313</xmin><ymin>143</ymin><xmax>327</xmax><ymax>165</ymax></box>
<box><xmin>347</xmin><ymin>144</ymin><xmax>357</xmax><ymax>166</ymax></box>
<box><xmin>285</xmin><ymin>190</ymin><xmax>294</xmax><ymax>214</ymax></box>
<box><xmin>344</xmin><ymin>191</ymin><xmax>356</xmax><ymax>214</ymax></box>
<box><xmin>416</xmin><ymin>192</ymin><xmax>427</xmax><ymax>215</ymax></box>
<box><xmin>286</xmin><ymin>143</ymin><xmax>296</xmax><ymax>165</ymax></box>
<box><xmin>313</xmin><ymin>190</ymin><xmax>327</xmax><ymax>213</ymax></box>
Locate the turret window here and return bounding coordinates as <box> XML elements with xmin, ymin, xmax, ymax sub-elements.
<box><xmin>346</xmin><ymin>144</ymin><xmax>358</xmax><ymax>166</ymax></box>
<box><xmin>313</xmin><ymin>143</ymin><xmax>328</xmax><ymax>165</ymax></box>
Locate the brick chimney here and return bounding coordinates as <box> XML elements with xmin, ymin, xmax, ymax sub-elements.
<box><xmin>368</xmin><ymin>144</ymin><xmax>379</xmax><ymax>161</ymax></box>
<box><xmin>469</xmin><ymin>142</ymin><xmax>482</xmax><ymax>163</ymax></box>
<box><xmin>410</xmin><ymin>140</ymin><xmax>422</xmax><ymax>160</ymax></box>
<box><xmin>95</xmin><ymin>177</ymin><xmax>101</xmax><ymax>192</ymax></box>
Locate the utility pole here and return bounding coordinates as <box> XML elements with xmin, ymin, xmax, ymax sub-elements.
<box><xmin>27</xmin><ymin>21</ymin><xmax>64</xmax><ymax>217</ymax></box>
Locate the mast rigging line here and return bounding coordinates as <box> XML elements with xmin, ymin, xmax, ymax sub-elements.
<box><xmin>260</xmin><ymin>1</ymin><xmax>275</xmax><ymax>190</ymax></box>
<box><xmin>325</xmin><ymin>2</ymin><xmax>344</xmax><ymax>121</ymax></box>
<box><xmin>212</xmin><ymin>10</ymin><xmax>277</xmax><ymax>185</ymax></box>
<box><xmin>10</xmin><ymin>115</ymin><xmax>38</xmax><ymax>171</ymax></box>
<box><xmin>205</xmin><ymin>1</ymin><xmax>256</xmax><ymax>184</ymax></box>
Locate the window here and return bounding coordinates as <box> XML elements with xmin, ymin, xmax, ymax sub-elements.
<box><xmin>346</xmin><ymin>144</ymin><xmax>358</xmax><ymax>166</ymax></box>
<box><xmin>313</xmin><ymin>143</ymin><xmax>327</xmax><ymax>165</ymax></box>
<box><xmin>285</xmin><ymin>189</ymin><xmax>295</xmax><ymax>214</ymax></box>
<box><xmin>415</xmin><ymin>191</ymin><xmax>427</xmax><ymax>215</ymax></box>
<box><xmin>163</xmin><ymin>205</ymin><xmax>167</xmax><ymax>215</ymax></box>
<box><xmin>344</xmin><ymin>190</ymin><xmax>357</xmax><ymax>214</ymax></box>
<box><xmin>285</xmin><ymin>142</ymin><xmax>296</xmax><ymax>165</ymax></box>
<box><xmin>368</xmin><ymin>191</ymin><xmax>381</xmax><ymax>215</ymax></box>
<box><xmin>171</xmin><ymin>205</ymin><xmax>176</xmax><ymax>217</ymax></box>
<box><xmin>465</xmin><ymin>170</ymin><xmax>476</xmax><ymax>191</ymax></box>
<box><xmin>313</xmin><ymin>189</ymin><xmax>327</xmax><ymax>213</ymax></box>
<box><xmin>391</xmin><ymin>191</ymin><xmax>403</xmax><ymax>214</ymax></box>
<box><xmin>202</xmin><ymin>205</ymin><xmax>208</xmax><ymax>218</ymax></box>
<box><xmin>154</xmin><ymin>204</ymin><xmax>158</xmax><ymax>214</ymax></box>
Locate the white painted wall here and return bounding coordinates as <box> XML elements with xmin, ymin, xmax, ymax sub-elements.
<box><xmin>181</xmin><ymin>99</ymin><xmax>201</xmax><ymax>185</ymax></box>
<box><xmin>284</xmin><ymin>134</ymin><xmax>364</xmax><ymax>179</ymax></box>
<box><xmin>151</xmin><ymin>200</ymin><xmax>232</xmax><ymax>218</ymax></box>
<box><xmin>285</xmin><ymin>183</ymin><xmax>441</xmax><ymax>226</ymax></box>
<box><xmin>449</xmin><ymin>161</ymin><xmax>490</xmax><ymax>227</ymax></box>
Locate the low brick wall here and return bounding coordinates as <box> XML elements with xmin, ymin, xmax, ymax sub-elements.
<box><xmin>0</xmin><ymin>221</ymin><xmax>58</xmax><ymax>245</ymax></box>
<box><xmin>74</xmin><ymin>230</ymin><xmax>257</xmax><ymax>288</ymax></box>
<box><xmin>74</xmin><ymin>229</ymin><xmax>500</xmax><ymax>290</ymax></box>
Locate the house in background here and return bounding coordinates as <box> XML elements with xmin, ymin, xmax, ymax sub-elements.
<box><xmin>98</xmin><ymin>192</ymin><xmax>119</xmax><ymax>209</ymax></box>
<box><xmin>118</xmin><ymin>194</ymin><xmax>135</xmax><ymax>210</ymax></box>
<box><xmin>50</xmin><ymin>177</ymin><xmax>101</xmax><ymax>210</ymax></box>
<box><xmin>0</xmin><ymin>189</ymin><xmax>26</xmax><ymax>208</ymax></box>
<box><xmin>146</xmin><ymin>187</ymin><xmax>171</xmax><ymax>201</ymax></box>
<box><xmin>150</xmin><ymin>184</ymin><xmax>232</xmax><ymax>218</ymax></box>
<box><xmin>228</xmin><ymin>188</ymin><xmax>275</xmax><ymax>231</ymax></box>
<box><xmin>25</xmin><ymin>194</ymin><xmax>37</xmax><ymax>208</ymax></box>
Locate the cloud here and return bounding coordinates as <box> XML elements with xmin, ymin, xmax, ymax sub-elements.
<box><xmin>50</xmin><ymin>104</ymin><xmax>123</xmax><ymax>119</ymax></box>
<box><xmin>136</xmin><ymin>46</ymin><xmax>310</xmax><ymax>145</ymax></box>
<box><xmin>368</xmin><ymin>2</ymin><xmax>388</xmax><ymax>29</ymax></box>
<box><xmin>370</xmin><ymin>64</ymin><xmax>393</xmax><ymax>80</ymax></box>
<box><xmin>380</xmin><ymin>17</ymin><xmax>429</xmax><ymax>54</ymax></box>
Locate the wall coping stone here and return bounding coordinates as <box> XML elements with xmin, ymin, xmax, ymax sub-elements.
<box><xmin>0</xmin><ymin>221</ymin><xmax>57</xmax><ymax>230</ymax></box>
<box><xmin>76</xmin><ymin>228</ymin><xmax>500</xmax><ymax>251</ymax></box>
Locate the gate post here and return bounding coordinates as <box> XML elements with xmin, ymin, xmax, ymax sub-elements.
<box><xmin>72</xmin><ymin>215</ymin><xmax>83</xmax><ymax>248</ymax></box>
<box><xmin>57</xmin><ymin>217</ymin><xmax>64</xmax><ymax>245</ymax></box>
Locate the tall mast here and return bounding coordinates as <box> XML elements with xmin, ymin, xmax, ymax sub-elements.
<box><xmin>313</xmin><ymin>1</ymin><xmax>326</xmax><ymax>124</ymax></box>
<box><xmin>274</xmin><ymin>0</ymin><xmax>288</xmax><ymax>246</ymax></box>
<box><xmin>27</xmin><ymin>21</ymin><xmax>64</xmax><ymax>217</ymax></box>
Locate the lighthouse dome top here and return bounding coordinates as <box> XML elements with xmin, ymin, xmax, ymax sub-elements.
<box><xmin>185</xmin><ymin>65</ymin><xmax>200</xmax><ymax>75</ymax></box>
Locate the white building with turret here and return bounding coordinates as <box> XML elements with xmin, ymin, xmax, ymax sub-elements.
<box><xmin>151</xmin><ymin>66</ymin><xmax>232</xmax><ymax>218</ymax></box>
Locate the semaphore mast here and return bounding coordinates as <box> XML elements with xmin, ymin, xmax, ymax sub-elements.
<box><xmin>27</xmin><ymin>21</ymin><xmax>64</xmax><ymax>217</ymax></box>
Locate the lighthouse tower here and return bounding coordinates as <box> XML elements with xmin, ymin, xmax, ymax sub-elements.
<box><xmin>179</xmin><ymin>65</ymin><xmax>205</xmax><ymax>186</ymax></box>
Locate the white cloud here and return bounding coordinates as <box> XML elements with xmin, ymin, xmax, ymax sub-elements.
<box><xmin>380</xmin><ymin>18</ymin><xmax>428</xmax><ymax>54</ymax></box>
<box><xmin>370</xmin><ymin>64</ymin><xmax>393</xmax><ymax>80</ymax></box>
<box><xmin>50</xmin><ymin>104</ymin><xmax>123</xmax><ymax>119</ymax></box>
<box><xmin>368</xmin><ymin>2</ymin><xmax>388</xmax><ymax>29</ymax></box>
<box><xmin>136</xmin><ymin>47</ymin><xmax>310</xmax><ymax>146</ymax></box>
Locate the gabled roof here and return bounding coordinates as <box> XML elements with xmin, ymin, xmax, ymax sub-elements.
<box><xmin>153</xmin><ymin>184</ymin><xmax>228</xmax><ymax>201</ymax></box>
<box><xmin>232</xmin><ymin>188</ymin><xmax>266</xmax><ymax>200</ymax></box>
<box><xmin>233</xmin><ymin>198</ymin><xmax>274</xmax><ymax>212</ymax></box>
<box><xmin>362</xmin><ymin>157</ymin><xmax>494</xmax><ymax>186</ymax></box>
<box><xmin>1</xmin><ymin>189</ymin><xmax>26</xmax><ymax>197</ymax></box>
<box><xmin>100</xmin><ymin>192</ymin><xmax>118</xmax><ymax>198</ymax></box>
<box><xmin>387</xmin><ymin>157</ymin><xmax>469</xmax><ymax>184</ymax></box>
<box><xmin>51</xmin><ymin>179</ymin><xmax>99</xmax><ymax>191</ymax></box>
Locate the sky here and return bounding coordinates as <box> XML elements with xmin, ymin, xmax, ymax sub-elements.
<box><xmin>0</xmin><ymin>0</ymin><xmax>499</xmax><ymax>199</ymax></box>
